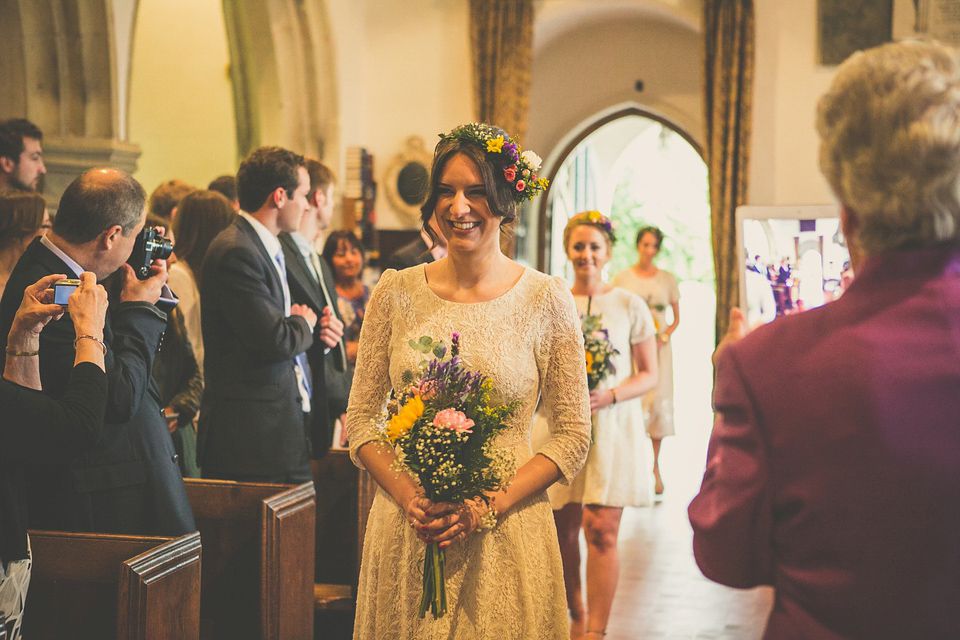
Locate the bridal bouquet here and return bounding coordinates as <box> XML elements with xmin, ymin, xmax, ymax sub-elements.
<box><xmin>378</xmin><ymin>332</ymin><xmax>518</xmax><ymax>618</ymax></box>
<box><xmin>582</xmin><ymin>297</ymin><xmax>619</xmax><ymax>391</ymax></box>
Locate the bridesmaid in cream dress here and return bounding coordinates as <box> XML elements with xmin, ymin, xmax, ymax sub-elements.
<box><xmin>346</xmin><ymin>124</ymin><xmax>591</xmax><ymax>639</ymax></box>
<box><xmin>612</xmin><ymin>227</ymin><xmax>680</xmax><ymax>495</ymax></box>
<box><xmin>547</xmin><ymin>212</ymin><xmax>659</xmax><ymax>640</ymax></box>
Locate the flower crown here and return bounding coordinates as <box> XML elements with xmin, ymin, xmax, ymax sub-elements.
<box><xmin>567</xmin><ymin>210</ymin><xmax>616</xmax><ymax>243</ymax></box>
<box><xmin>438</xmin><ymin>123</ymin><xmax>549</xmax><ymax>204</ymax></box>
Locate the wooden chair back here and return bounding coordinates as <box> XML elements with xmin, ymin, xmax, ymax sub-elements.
<box><xmin>184</xmin><ymin>479</ymin><xmax>315</xmax><ymax>640</ymax></box>
<box><xmin>23</xmin><ymin>530</ymin><xmax>201</xmax><ymax>640</ymax></box>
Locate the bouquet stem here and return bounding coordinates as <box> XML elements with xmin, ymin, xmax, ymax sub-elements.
<box><xmin>418</xmin><ymin>542</ymin><xmax>447</xmax><ymax>618</ymax></box>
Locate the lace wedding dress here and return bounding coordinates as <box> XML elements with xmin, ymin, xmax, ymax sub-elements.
<box><xmin>346</xmin><ymin>265</ymin><xmax>591</xmax><ymax>639</ymax></box>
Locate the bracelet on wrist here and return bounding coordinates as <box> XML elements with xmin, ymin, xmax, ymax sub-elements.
<box><xmin>75</xmin><ymin>334</ymin><xmax>107</xmax><ymax>355</ymax></box>
<box><xmin>611</xmin><ymin>388</ymin><xmax>618</xmax><ymax>404</ymax></box>
<box><xmin>5</xmin><ymin>347</ymin><xmax>39</xmax><ymax>356</ymax></box>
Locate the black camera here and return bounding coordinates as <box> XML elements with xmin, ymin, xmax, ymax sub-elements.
<box><xmin>127</xmin><ymin>228</ymin><xmax>174</xmax><ymax>280</ymax></box>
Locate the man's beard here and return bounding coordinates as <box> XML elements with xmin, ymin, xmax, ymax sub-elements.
<box><xmin>9</xmin><ymin>171</ymin><xmax>40</xmax><ymax>192</ymax></box>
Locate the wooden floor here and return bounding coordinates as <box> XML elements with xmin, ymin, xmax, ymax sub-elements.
<box><xmin>593</xmin><ymin>290</ymin><xmax>774</xmax><ymax>639</ymax></box>
<box><xmin>599</xmin><ymin>471</ymin><xmax>773</xmax><ymax>639</ymax></box>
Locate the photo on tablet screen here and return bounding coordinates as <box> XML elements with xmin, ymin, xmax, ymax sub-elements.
<box><xmin>735</xmin><ymin>205</ymin><xmax>850</xmax><ymax>328</ymax></box>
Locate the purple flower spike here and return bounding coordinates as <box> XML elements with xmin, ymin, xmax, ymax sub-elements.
<box><xmin>503</xmin><ymin>142</ymin><xmax>520</xmax><ymax>163</ymax></box>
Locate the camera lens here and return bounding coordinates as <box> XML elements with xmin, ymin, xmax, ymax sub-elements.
<box><xmin>147</xmin><ymin>235</ymin><xmax>174</xmax><ymax>261</ymax></box>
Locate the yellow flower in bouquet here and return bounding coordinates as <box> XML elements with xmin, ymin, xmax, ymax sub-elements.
<box><xmin>387</xmin><ymin>394</ymin><xmax>424</xmax><ymax>442</ymax></box>
<box><xmin>582</xmin><ymin>297</ymin><xmax>619</xmax><ymax>390</ymax></box>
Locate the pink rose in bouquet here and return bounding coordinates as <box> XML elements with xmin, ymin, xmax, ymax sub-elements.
<box><xmin>433</xmin><ymin>408</ymin><xmax>475</xmax><ymax>433</ymax></box>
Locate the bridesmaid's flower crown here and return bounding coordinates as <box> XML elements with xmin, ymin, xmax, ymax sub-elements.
<box><xmin>439</xmin><ymin>123</ymin><xmax>549</xmax><ymax>203</ymax></box>
<box><xmin>567</xmin><ymin>210</ymin><xmax>617</xmax><ymax>244</ymax></box>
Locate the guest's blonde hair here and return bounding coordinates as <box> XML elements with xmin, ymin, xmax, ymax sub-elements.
<box><xmin>817</xmin><ymin>40</ymin><xmax>960</xmax><ymax>254</ymax></box>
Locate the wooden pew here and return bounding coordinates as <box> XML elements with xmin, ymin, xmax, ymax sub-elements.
<box><xmin>23</xmin><ymin>530</ymin><xmax>201</xmax><ymax>640</ymax></box>
<box><xmin>184</xmin><ymin>479</ymin><xmax>315</xmax><ymax>640</ymax></box>
<box><xmin>311</xmin><ymin>450</ymin><xmax>377</xmax><ymax>639</ymax></box>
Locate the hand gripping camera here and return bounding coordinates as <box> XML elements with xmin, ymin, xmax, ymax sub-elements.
<box><xmin>127</xmin><ymin>228</ymin><xmax>174</xmax><ymax>280</ymax></box>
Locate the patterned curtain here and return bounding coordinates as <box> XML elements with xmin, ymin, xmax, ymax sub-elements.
<box><xmin>704</xmin><ymin>0</ymin><xmax>754</xmax><ymax>344</ymax></box>
<box><xmin>469</xmin><ymin>0</ymin><xmax>534</xmax><ymax>143</ymax></box>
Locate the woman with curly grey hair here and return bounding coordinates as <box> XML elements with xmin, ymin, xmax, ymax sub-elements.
<box><xmin>690</xmin><ymin>39</ymin><xmax>960</xmax><ymax>639</ymax></box>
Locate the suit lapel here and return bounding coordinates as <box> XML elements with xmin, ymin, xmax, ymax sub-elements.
<box><xmin>279</xmin><ymin>232</ymin><xmax>325</xmax><ymax>311</ymax></box>
<box><xmin>317</xmin><ymin>259</ymin><xmax>348</xmax><ymax>371</ymax></box>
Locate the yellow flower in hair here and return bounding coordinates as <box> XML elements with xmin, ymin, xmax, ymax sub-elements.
<box><xmin>387</xmin><ymin>395</ymin><xmax>425</xmax><ymax>442</ymax></box>
<box><xmin>486</xmin><ymin>136</ymin><xmax>504</xmax><ymax>153</ymax></box>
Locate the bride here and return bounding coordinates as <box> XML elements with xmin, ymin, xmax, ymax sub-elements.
<box><xmin>346</xmin><ymin>123</ymin><xmax>592</xmax><ymax>639</ymax></box>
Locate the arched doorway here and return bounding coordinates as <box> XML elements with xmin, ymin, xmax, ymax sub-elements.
<box><xmin>537</xmin><ymin>107</ymin><xmax>716</xmax><ymax>502</ymax></box>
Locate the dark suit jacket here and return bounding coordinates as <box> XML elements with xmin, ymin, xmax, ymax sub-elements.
<box><xmin>689</xmin><ymin>246</ymin><xmax>960</xmax><ymax>639</ymax></box>
<box><xmin>198</xmin><ymin>217</ymin><xmax>314</xmax><ymax>476</ymax></box>
<box><xmin>384</xmin><ymin>236</ymin><xmax>433</xmax><ymax>272</ymax></box>
<box><xmin>279</xmin><ymin>232</ymin><xmax>347</xmax><ymax>456</ymax></box>
<box><xmin>0</xmin><ymin>238</ymin><xmax>196</xmax><ymax>536</ymax></box>
<box><xmin>1</xmin><ymin>363</ymin><xmax>106</xmax><ymax>561</ymax></box>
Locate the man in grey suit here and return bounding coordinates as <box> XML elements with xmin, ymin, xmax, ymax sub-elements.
<box><xmin>198</xmin><ymin>146</ymin><xmax>334</xmax><ymax>483</ymax></box>
<box><xmin>279</xmin><ymin>158</ymin><xmax>346</xmax><ymax>456</ymax></box>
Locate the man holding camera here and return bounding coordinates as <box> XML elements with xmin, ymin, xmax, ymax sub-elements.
<box><xmin>198</xmin><ymin>146</ymin><xmax>341</xmax><ymax>483</ymax></box>
<box><xmin>0</xmin><ymin>168</ymin><xmax>195</xmax><ymax>536</ymax></box>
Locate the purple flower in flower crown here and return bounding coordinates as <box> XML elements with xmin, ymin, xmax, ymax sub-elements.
<box><xmin>502</xmin><ymin>141</ymin><xmax>520</xmax><ymax>163</ymax></box>
<box><xmin>516</xmin><ymin>180</ymin><xmax>526</xmax><ymax>191</ymax></box>
<box><xmin>504</xmin><ymin>167</ymin><xmax>517</xmax><ymax>182</ymax></box>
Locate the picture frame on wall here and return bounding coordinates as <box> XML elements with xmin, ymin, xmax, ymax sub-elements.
<box><xmin>817</xmin><ymin>0</ymin><xmax>894</xmax><ymax>65</ymax></box>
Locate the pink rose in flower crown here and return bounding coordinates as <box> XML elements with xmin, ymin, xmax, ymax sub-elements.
<box><xmin>503</xmin><ymin>167</ymin><xmax>517</xmax><ymax>182</ymax></box>
<box><xmin>433</xmin><ymin>408</ymin><xmax>475</xmax><ymax>433</ymax></box>
<box><xmin>515</xmin><ymin>180</ymin><xmax>526</xmax><ymax>191</ymax></box>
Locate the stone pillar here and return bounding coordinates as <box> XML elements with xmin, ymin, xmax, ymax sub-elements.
<box><xmin>42</xmin><ymin>137</ymin><xmax>141</xmax><ymax>211</ymax></box>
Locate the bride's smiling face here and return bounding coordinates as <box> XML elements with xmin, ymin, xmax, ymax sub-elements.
<box><xmin>434</xmin><ymin>153</ymin><xmax>500</xmax><ymax>257</ymax></box>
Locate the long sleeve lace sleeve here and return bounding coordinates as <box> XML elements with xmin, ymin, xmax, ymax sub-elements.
<box><xmin>346</xmin><ymin>269</ymin><xmax>398</xmax><ymax>468</ymax></box>
<box><xmin>533</xmin><ymin>276</ymin><xmax>592</xmax><ymax>483</ymax></box>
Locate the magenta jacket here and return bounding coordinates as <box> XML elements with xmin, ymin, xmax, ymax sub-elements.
<box><xmin>690</xmin><ymin>246</ymin><xmax>960</xmax><ymax>639</ymax></box>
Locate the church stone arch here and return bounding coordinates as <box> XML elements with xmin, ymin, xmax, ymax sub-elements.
<box><xmin>222</xmin><ymin>0</ymin><xmax>339</xmax><ymax>161</ymax></box>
